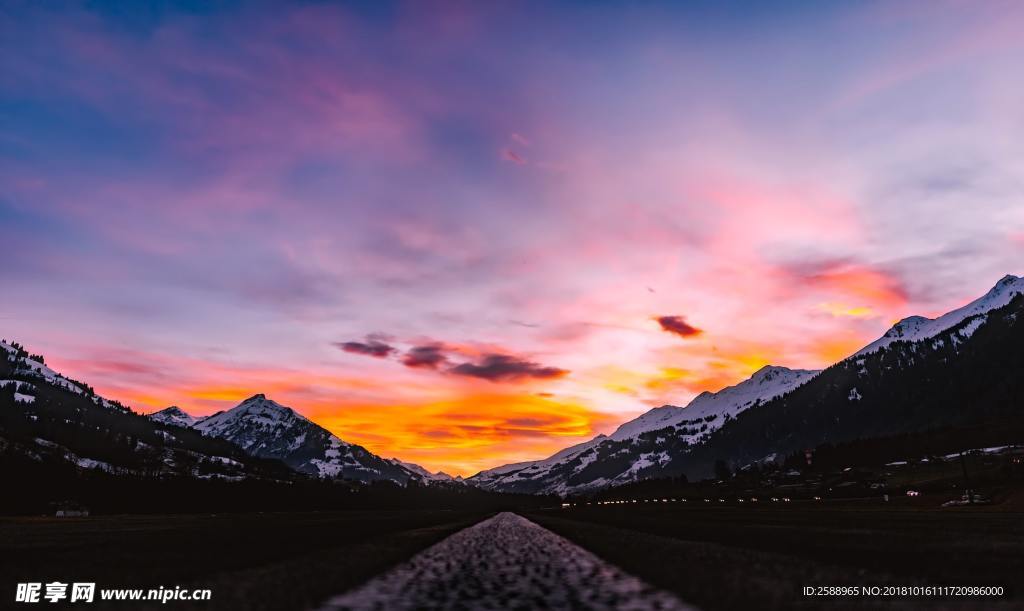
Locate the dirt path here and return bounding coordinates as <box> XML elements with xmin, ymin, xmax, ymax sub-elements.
<box><xmin>315</xmin><ymin>512</ymin><xmax>694</xmax><ymax>611</ymax></box>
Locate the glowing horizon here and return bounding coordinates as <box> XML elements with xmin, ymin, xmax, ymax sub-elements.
<box><xmin>3</xmin><ymin>2</ymin><xmax>1024</xmax><ymax>476</ymax></box>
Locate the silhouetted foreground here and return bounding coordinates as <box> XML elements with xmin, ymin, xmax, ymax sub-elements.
<box><xmin>317</xmin><ymin>512</ymin><xmax>692</xmax><ymax>611</ymax></box>
<box><xmin>529</xmin><ymin>496</ymin><xmax>1024</xmax><ymax>611</ymax></box>
<box><xmin>0</xmin><ymin>510</ymin><xmax>486</xmax><ymax>611</ymax></box>
<box><xmin>0</xmin><ymin>456</ymin><xmax>557</xmax><ymax>515</ymax></box>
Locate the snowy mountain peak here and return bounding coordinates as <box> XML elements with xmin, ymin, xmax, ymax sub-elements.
<box><xmin>855</xmin><ymin>274</ymin><xmax>1024</xmax><ymax>357</ymax></box>
<box><xmin>606</xmin><ymin>365</ymin><xmax>820</xmax><ymax>443</ymax></box>
<box><xmin>209</xmin><ymin>394</ymin><xmax>312</xmax><ymax>427</ymax></box>
<box><xmin>977</xmin><ymin>274</ymin><xmax>1021</xmax><ymax>304</ymax></box>
<box><xmin>470</xmin><ymin>364</ymin><xmax>820</xmax><ymax>493</ymax></box>
<box><xmin>880</xmin><ymin>316</ymin><xmax>930</xmax><ymax>340</ymax></box>
<box><xmin>751</xmin><ymin>365</ymin><xmax>806</xmax><ymax>383</ymax></box>
<box><xmin>388</xmin><ymin>458</ymin><xmax>456</xmax><ymax>482</ymax></box>
<box><xmin>235</xmin><ymin>393</ymin><xmax>290</xmax><ymax>414</ymax></box>
<box><xmin>181</xmin><ymin>394</ymin><xmax>438</xmax><ymax>484</ymax></box>
<box><xmin>5</xmin><ymin>340</ymin><xmax>447</xmax><ymax>487</ymax></box>
<box><xmin>149</xmin><ymin>406</ymin><xmax>199</xmax><ymax>428</ymax></box>
<box><xmin>194</xmin><ymin>394</ymin><xmax>314</xmax><ymax>444</ymax></box>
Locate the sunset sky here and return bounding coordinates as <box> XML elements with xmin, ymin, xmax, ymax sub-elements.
<box><xmin>3</xmin><ymin>1</ymin><xmax>1024</xmax><ymax>475</ymax></box>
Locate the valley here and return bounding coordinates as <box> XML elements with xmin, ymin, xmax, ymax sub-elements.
<box><xmin>2</xmin><ymin>276</ymin><xmax>1024</xmax><ymax>609</ymax></box>
<box><xmin>7</xmin><ymin>3</ymin><xmax>1024</xmax><ymax>608</ymax></box>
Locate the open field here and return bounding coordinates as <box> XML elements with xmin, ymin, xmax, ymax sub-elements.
<box><xmin>0</xmin><ymin>510</ymin><xmax>489</xmax><ymax>610</ymax></box>
<box><xmin>528</xmin><ymin>493</ymin><xmax>1024</xmax><ymax>610</ymax></box>
<box><xmin>4</xmin><ymin>493</ymin><xmax>1024</xmax><ymax>610</ymax></box>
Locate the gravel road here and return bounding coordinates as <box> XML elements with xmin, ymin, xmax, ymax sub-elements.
<box><xmin>315</xmin><ymin>512</ymin><xmax>694</xmax><ymax>611</ymax></box>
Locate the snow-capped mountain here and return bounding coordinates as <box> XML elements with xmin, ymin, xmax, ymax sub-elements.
<box><xmin>665</xmin><ymin>279</ymin><xmax>1024</xmax><ymax>480</ymax></box>
<box><xmin>468</xmin><ymin>439</ymin><xmax>607</xmax><ymax>491</ymax></box>
<box><xmin>2</xmin><ymin>340</ymin><xmax>127</xmax><ymax>412</ymax></box>
<box><xmin>465</xmin><ymin>460</ymin><xmax>541</xmax><ymax>489</ymax></box>
<box><xmin>389</xmin><ymin>458</ymin><xmax>457</xmax><ymax>483</ymax></box>
<box><xmin>854</xmin><ymin>274</ymin><xmax>1023</xmax><ymax>357</ymax></box>
<box><xmin>472</xmin><ymin>274</ymin><xmax>1023</xmax><ymax>494</ymax></box>
<box><xmin>149</xmin><ymin>406</ymin><xmax>199</xmax><ymax>428</ymax></box>
<box><xmin>3</xmin><ymin>339</ymin><xmax>440</xmax><ymax>486</ymax></box>
<box><xmin>193</xmin><ymin>394</ymin><xmax>306</xmax><ymax>450</ymax></box>
<box><xmin>469</xmin><ymin>365</ymin><xmax>819</xmax><ymax>494</ymax></box>
<box><xmin>2</xmin><ymin>340</ymin><xmax>289</xmax><ymax>480</ymax></box>
<box><xmin>607</xmin><ymin>365</ymin><xmax>820</xmax><ymax>443</ymax></box>
<box><xmin>158</xmin><ymin>394</ymin><xmax>429</xmax><ymax>485</ymax></box>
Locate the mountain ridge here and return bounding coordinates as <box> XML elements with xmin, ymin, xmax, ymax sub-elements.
<box><xmin>150</xmin><ymin>394</ymin><xmax>439</xmax><ymax>485</ymax></box>
<box><xmin>2</xmin><ymin>340</ymin><xmax>444</xmax><ymax>486</ymax></box>
<box><xmin>1</xmin><ymin>340</ymin><xmax>293</xmax><ymax>482</ymax></box>
<box><xmin>854</xmin><ymin>274</ymin><xmax>1023</xmax><ymax>357</ymax></box>
<box><xmin>150</xmin><ymin>406</ymin><xmax>199</xmax><ymax>428</ymax></box>
<box><xmin>467</xmin><ymin>364</ymin><xmax>821</xmax><ymax>493</ymax></box>
<box><xmin>470</xmin><ymin>274</ymin><xmax>1024</xmax><ymax>494</ymax></box>
<box><xmin>6</xmin><ymin>273</ymin><xmax>1021</xmax><ymax>495</ymax></box>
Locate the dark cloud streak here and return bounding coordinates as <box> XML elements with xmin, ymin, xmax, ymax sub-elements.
<box><xmin>339</xmin><ymin>333</ymin><xmax>567</xmax><ymax>383</ymax></box>
<box><xmin>656</xmin><ymin>315</ymin><xmax>702</xmax><ymax>338</ymax></box>
<box><xmin>335</xmin><ymin>338</ymin><xmax>395</xmax><ymax>358</ymax></box>
<box><xmin>449</xmin><ymin>353</ymin><xmax>568</xmax><ymax>382</ymax></box>
<box><xmin>402</xmin><ymin>343</ymin><xmax>448</xmax><ymax>369</ymax></box>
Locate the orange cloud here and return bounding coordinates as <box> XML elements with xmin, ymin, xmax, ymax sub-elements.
<box><xmin>643</xmin><ymin>355</ymin><xmax>769</xmax><ymax>398</ymax></box>
<box><xmin>316</xmin><ymin>392</ymin><xmax>619</xmax><ymax>476</ymax></box>
<box><xmin>587</xmin><ymin>337</ymin><xmax>786</xmax><ymax>410</ymax></box>
<box><xmin>642</xmin><ymin>366</ymin><xmax>737</xmax><ymax>400</ymax></box>
<box><xmin>43</xmin><ymin>342</ymin><xmax>607</xmax><ymax>476</ymax></box>
<box><xmin>811</xmin><ymin>331</ymin><xmax>869</xmax><ymax>363</ymax></box>
<box><xmin>817</xmin><ymin>267</ymin><xmax>906</xmax><ymax>309</ymax></box>
<box><xmin>816</xmin><ymin>302</ymin><xmax>878</xmax><ymax>319</ymax></box>
<box><xmin>643</xmin><ymin>367</ymin><xmax>691</xmax><ymax>390</ymax></box>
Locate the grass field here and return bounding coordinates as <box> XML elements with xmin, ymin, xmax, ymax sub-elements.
<box><xmin>527</xmin><ymin>492</ymin><xmax>1024</xmax><ymax>610</ymax></box>
<box><xmin>0</xmin><ymin>509</ymin><xmax>489</xmax><ymax>610</ymax></box>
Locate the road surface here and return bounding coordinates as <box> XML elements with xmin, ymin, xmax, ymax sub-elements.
<box><xmin>315</xmin><ymin>512</ymin><xmax>694</xmax><ymax>610</ymax></box>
